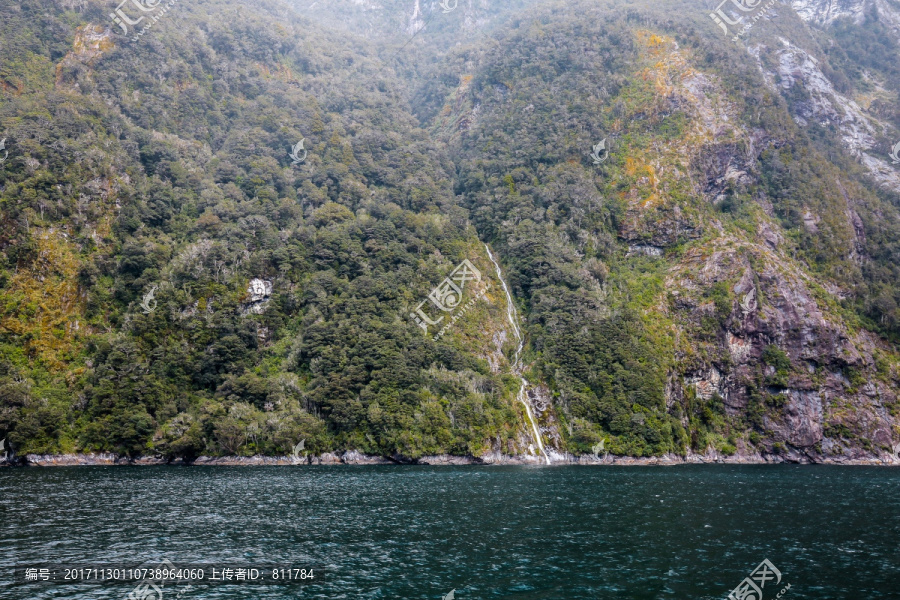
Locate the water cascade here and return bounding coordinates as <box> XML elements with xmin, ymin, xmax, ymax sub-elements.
<box><xmin>484</xmin><ymin>244</ymin><xmax>551</xmax><ymax>465</ymax></box>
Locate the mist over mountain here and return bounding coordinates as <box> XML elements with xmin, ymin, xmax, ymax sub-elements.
<box><xmin>1</xmin><ymin>0</ymin><xmax>899</xmax><ymax>464</ymax></box>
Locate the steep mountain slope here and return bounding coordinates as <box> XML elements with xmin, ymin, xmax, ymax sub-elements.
<box><xmin>421</xmin><ymin>0</ymin><xmax>900</xmax><ymax>461</ymax></box>
<box><xmin>1</xmin><ymin>0</ymin><xmax>899</xmax><ymax>464</ymax></box>
<box><xmin>0</xmin><ymin>0</ymin><xmax>536</xmax><ymax>461</ymax></box>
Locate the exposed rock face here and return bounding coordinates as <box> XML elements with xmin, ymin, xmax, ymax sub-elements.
<box><xmin>242</xmin><ymin>278</ymin><xmax>273</xmax><ymax>315</ymax></box>
<box><xmin>25</xmin><ymin>453</ymin><xmax>170</xmax><ymax>466</ymax></box>
<box><xmin>416</xmin><ymin>454</ymin><xmax>481</xmax><ymax>465</ymax></box>
<box><xmin>788</xmin><ymin>0</ymin><xmax>898</xmax><ymax>28</ymax></box>
<box><xmin>615</xmin><ymin>36</ymin><xmax>744</xmax><ymax>247</ymax></box>
<box><xmin>764</xmin><ymin>389</ymin><xmax>823</xmax><ymax>447</ymax></box>
<box><xmin>642</xmin><ymin>0</ymin><xmax>898</xmax><ymax>462</ymax></box>
<box><xmin>749</xmin><ymin>37</ymin><xmax>900</xmax><ymax>193</ymax></box>
<box><xmin>666</xmin><ymin>233</ymin><xmax>899</xmax><ymax>460</ymax></box>
<box><xmin>790</xmin><ymin>0</ymin><xmax>866</xmax><ymax>24</ymax></box>
<box><xmin>22</xmin><ymin>452</ymin><xmax>394</xmax><ymax>466</ymax></box>
<box><xmin>756</xmin><ymin>0</ymin><xmax>900</xmax><ymax>199</ymax></box>
<box><xmin>16</xmin><ymin>450</ymin><xmax>900</xmax><ymax>466</ymax></box>
<box><xmin>55</xmin><ymin>24</ymin><xmax>114</xmax><ymax>89</ymax></box>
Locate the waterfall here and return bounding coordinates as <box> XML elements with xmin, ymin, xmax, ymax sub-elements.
<box><xmin>484</xmin><ymin>244</ymin><xmax>550</xmax><ymax>465</ymax></box>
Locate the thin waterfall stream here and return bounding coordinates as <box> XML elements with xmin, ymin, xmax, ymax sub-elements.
<box><xmin>484</xmin><ymin>244</ymin><xmax>551</xmax><ymax>465</ymax></box>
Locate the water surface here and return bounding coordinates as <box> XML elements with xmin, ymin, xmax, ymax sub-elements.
<box><xmin>1</xmin><ymin>465</ymin><xmax>898</xmax><ymax>599</ymax></box>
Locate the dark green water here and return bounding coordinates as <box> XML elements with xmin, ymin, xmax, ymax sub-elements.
<box><xmin>1</xmin><ymin>465</ymin><xmax>899</xmax><ymax>599</ymax></box>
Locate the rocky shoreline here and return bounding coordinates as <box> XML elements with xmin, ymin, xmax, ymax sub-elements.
<box><xmin>3</xmin><ymin>448</ymin><xmax>899</xmax><ymax>467</ymax></box>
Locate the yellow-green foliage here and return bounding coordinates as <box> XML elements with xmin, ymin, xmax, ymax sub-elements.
<box><xmin>0</xmin><ymin>231</ymin><xmax>87</xmax><ymax>371</ymax></box>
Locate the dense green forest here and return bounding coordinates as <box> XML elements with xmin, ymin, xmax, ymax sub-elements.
<box><xmin>1</xmin><ymin>0</ymin><xmax>899</xmax><ymax>462</ymax></box>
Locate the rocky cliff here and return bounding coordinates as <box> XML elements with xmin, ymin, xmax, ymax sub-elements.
<box><xmin>414</xmin><ymin>0</ymin><xmax>900</xmax><ymax>462</ymax></box>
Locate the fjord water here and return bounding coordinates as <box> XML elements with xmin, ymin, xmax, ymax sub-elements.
<box><xmin>2</xmin><ymin>466</ymin><xmax>899</xmax><ymax>600</ymax></box>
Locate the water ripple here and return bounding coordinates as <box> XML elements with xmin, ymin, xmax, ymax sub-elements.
<box><xmin>0</xmin><ymin>465</ymin><xmax>898</xmax><ymax>599</ymax></box>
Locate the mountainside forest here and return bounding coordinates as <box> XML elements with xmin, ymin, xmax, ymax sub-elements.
<box><xmin>2</xmin><ymin>0</ymin><xmax>900</xmax><ymax>463</ymax></box>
